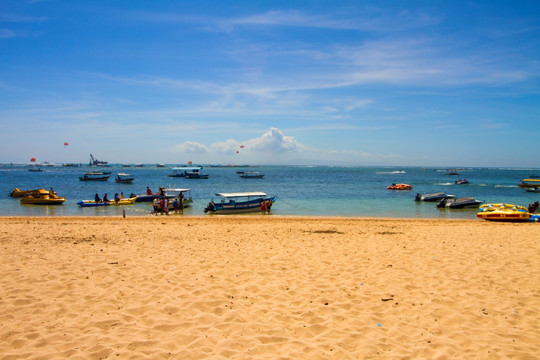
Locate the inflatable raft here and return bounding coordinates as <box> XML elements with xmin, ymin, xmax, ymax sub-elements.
<box><xmin>77</xmin><ymin>197</ymin><xmax>137</xmax><ymax>207</ymax></box>
<box><xmin>477</xmin><ymin>203</ymin><xmax>532</xmax><ymax>222</ymax></box>
<box><xmin>387</xmin><ymin>183</ymin><xmax>412</xmax><ymax>190</ymax></box>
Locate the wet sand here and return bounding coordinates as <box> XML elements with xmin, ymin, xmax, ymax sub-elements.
<box><xmin>0</xmin><ymin>216</ymin><xmax>538</xmax><ymax>359</ymax></box>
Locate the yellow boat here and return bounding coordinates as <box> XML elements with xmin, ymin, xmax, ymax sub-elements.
<box><xmin>20</xmin><ymin>194</ymin><xmax>66</xmax><ymax>205</ymax></box>
<box><xmin>9</xmin><ymin>188</ymin><xmax>48</xmax><ymax>198</ymax></box>
<box><xmin>518</xmin><ymin>179</ymin><xmax>540</xmax><ymax>188</ymax></box>
<box><xmin>477</xmin><ymin>203</ymin><xmax>530</xmax><ymax>222</ymax></box>
<box><xmin>77</xmin><ymin>197</ymin><xmax>137</xmax><ymax>207</ymax></box>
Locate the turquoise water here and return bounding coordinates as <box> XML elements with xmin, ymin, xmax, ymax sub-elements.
<box><xmin>1</xmin><ymin>164</ymin><xmax>538</xmax><ymax>219</ymax></box>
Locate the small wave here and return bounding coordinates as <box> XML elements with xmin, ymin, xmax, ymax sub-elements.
<box><xmin>495</xmin><ymin>185</ymin><xmax>517</xmax><ymax>188</ymax></box>
<box><xmin>376</xmin><ymin>171</ymin><xmax>406</xmax><ymax>174</ymax></box>
<box><xmin>434</xmin><ymin>182</ymin><xmax>453</xmax><ymax>186</ymax></box>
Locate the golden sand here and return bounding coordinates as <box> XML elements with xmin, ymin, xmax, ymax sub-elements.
<box><xmin>0</xmin><ymin>216</ymin><xmax>538</xmax><ymax>359</ymax></box>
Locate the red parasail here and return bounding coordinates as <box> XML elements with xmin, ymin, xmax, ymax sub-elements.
<box><xmin>30</xmin><ymin>157</ymin><xmax>36</xmax><ymax>162</ymax></box>
<box><xmin>240</xmin><ymin>145</ymin><xmax>244</xmax><ymax>148</ymax></box>
<box><xmin>64</xmin><ymin>142</ymin><xmax>69</xmax><ymax>146</ymax></box>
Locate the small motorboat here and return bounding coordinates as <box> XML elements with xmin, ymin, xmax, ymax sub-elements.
<box><xmin>204</xmin><ymin>192</ymin><xmax>276</xmax><ymax>214</ymax></box>
<box><xmin>415</xmin><ymin>192</ymin><xmax>456</xmax><ymax>202</ymax></box>
<box><xmin>115</xmin><ymin>173</ymin><xmax>134</xmax><ymax>184</ymax></box>
<box><xmin>387</xmin><ymin>183</ymin><xmax>412</xmax><ymax>190</ymax></box>
<box><xmin>436</xmin><ymin>197</ymin><xmax>484</xmax><ymax>209</ymax></box>
<box><xmin>79</xmin><ymin>171</ymin><xmax>111</xmax><ymax>181</ymax></box>
<box><xmin>20</xmin><ymin>191</ymin><xmax>65</xmax><ymax>205</ymax></box>
<box><xmin>169</xmin><ymin>167</ymin><xmax>209</xmax><ymax>179</ymax></box>
<box><xmin>518</xmin><ymin>179</ymin><xmax>540</xmax><ymax>188</ymax></box>
<box><xmin>134</xmin><ymin>187</ymin><xmax>177</xmax><ymax>202</ymax></box>
<box><xmin>9</xmin><ymin>188</ymin><xmax>48</xmax><ymax>198</ymax></box>
<box><xmin>77</xmin><ymin>197</ymin><xmax>137</xmax><ymax>207</ymax></box>
<box><xmin>240</xmin><ymin>171</ymin><xmax>265</xmax><ymax>179</ymax></box>
<box><xmin>454</xmin><ymin>179</ymin><xmax>469</xmax><ymax>185</ymax></box>
<box><xmin>477</xmin><ymin>203</ymin><xmax>532</xmax><ymax>222</ymax></box>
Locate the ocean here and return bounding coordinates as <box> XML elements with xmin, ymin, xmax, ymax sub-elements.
<box><xmin>1</xmin><ymin>164</ymin><xmax>538</xmax><ymax>219</ymax></box>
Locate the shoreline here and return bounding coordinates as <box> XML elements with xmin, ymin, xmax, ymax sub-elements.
<box><xmin>1</xmin><ymin>216</ymin><xmax>538</xmax><ymax>358</ymax></box>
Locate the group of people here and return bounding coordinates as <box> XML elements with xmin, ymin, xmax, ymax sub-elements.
<box><xmin>260</xmin><ymin>199</ymin><xmax>273</xmax><ymax>214</ymax></box>
<box><xmin>94</xmin><ymin>192</ymin><xmax>124</xmax><ymax>203</ymax></box>
<box><xmin>152</xmin><ymin>192</ymin><xmax>185</xmax><ymax>215</ymax></box>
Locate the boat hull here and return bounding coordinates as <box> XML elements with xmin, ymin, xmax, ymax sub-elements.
<box><xmin>77</xmin><ymin>197</ymin><xmax>137</xmax><ymax>207</ymax></box>
<box><xmin>79</xmin><ymin>176</ymin><xmax>110</xmax><ymax>181</ymax></box>
<box><xmin>477</xmin><ymin>203</ymin><xmax>532</xmax><ymax>222</ymax></box>
<box><xmin>206</xmin><ymin>196</ymin><xmax>276</xmax><ymax>214</ymax></box>
<box><xmin>477</xmin><ymin>211</ymin><xmax>530</xmax><ymax>222</ymax></box>
<box><xmin>415</xmin><ymin>192</ymin><xmax>455</xmax><ymax>202</ymax></box>
<box><xmin>20</xmin><ymin>196</ymin><xmax>65</xmax><ymax>205</ymax></box>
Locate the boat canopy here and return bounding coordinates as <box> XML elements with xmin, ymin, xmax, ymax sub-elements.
<box><xmin>163</xmin><ymin>188</ymin><xmax>191</xmax><ymax>193</ymax></box>
<box><xmin>216</xmin><ymin>192</ymin><xmax>267</xmax><ymax>198</ymax></box>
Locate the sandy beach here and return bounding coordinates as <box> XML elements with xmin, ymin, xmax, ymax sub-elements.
<box><xmin>0</xmin><ymin>216</ymin><xmax>538</xmax><ymax>359</ymax></box>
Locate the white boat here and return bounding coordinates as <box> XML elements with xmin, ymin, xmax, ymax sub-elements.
<box><xmin>240</xmin><ymin>171</ymin><xmax>265</xmax><ymax>179</ymax></box>
<box><xmin>204</xmin><ymin>192</ymin><xmax>276</xmax><ymax>214</ymax></box>
<box><xmin>415</xmin><ymin>192</ymin><xmax>456</xmax><ymax>202</ymax></box>
<box><xmin>168</xmin><ymin>167</ymin><xmax>209</xmax><ymax>179</ymax></box>
<box><xmin>115</xmin><ymin>173</ymin><xmax>134</xmax><ymax>184</ymax></box>
<box><xmin>436</xmin><ymin>197</ymin><xmax>484</xmax><ymax>209</ymax></box>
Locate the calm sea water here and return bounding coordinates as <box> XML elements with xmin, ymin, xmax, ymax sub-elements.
<box><xmin>1</xmin><ymin>164</ymin><xmax>538</xmax><ymax>219</ymax></box>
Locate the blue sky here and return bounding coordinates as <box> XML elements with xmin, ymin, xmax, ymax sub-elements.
<box><xmin>1</xmin><ymin>1</ymin><xmax>539</xmax><ymax>167</ymax></box>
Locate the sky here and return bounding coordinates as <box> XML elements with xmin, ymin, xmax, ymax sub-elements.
<box><xmin>1</xmin><ymin>0</ymin><xmax>539</xmax><ymax>167</ymax></box>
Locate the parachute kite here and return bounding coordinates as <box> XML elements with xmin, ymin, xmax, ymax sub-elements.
<box><xmin>188</xmin><ymin>160</ymin><xmax>192</xmax><ymax>165</ymax></box>
<box><xmin>30</xmin><ymin>157</ymin><xmax>36</xmax><ymax>162</ymax></box>
<box><xmin>240</xmin><ymin>145</ymin><xmax>244</xmax><ymax>149</ymax></box>
<box><xmin>64</xmin><ymin>142</ymin><xmax>69</xmax><ymax>147</ymax></box>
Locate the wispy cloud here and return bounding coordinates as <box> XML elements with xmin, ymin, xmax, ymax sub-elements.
<box><xmin>125</xmin><ymin>8</ymin><xmax>439</xmax><ymax>33</ymax></box>
<box><xmin>0</xmin><ymin>14</ymin><xmax>47</xmax><ymax>23</ymax></box>
<box><xmin>0</xmin><ymin>29</ymin><xmax>16</xmax><ymax>38</ymax></box>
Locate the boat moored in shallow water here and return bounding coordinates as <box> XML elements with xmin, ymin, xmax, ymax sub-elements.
<box><xmin>437</xmin><ymin>197</ymin><xmax>484</xmax><ymax>209</ymax></box>
<box><xmin>20</xmin><ymin>190</ymin><xmax>65</xmax><ymax>205</ymax></box>
<box><xmin>415</xmin><ymin>192</ymin><xmax>456</xmax><ymax>202</ymax></box>
<box><xmin>204</xmin><ymin>192</ymin><xmax>276</xmax><ymax>214</ymax></box>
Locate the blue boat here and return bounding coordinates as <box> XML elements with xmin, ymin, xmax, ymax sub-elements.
<box><xmin>204</xmin><ymin>192</ymin><xmax>276</xmax><ymax>214</ymax></box>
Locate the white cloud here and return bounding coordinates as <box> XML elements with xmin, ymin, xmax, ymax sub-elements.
<box><xmin>209</xmin><ymin>139</ymin><xmax>241</xmax><ymax>155</ymax></box>
<box><xmin>245</xmin><ymin>127</ymin><xmax>300</xmax><ymax>153</ymax></box>
<box><xmin>172</xmin><ymin>141</ymin><xmax>209</xmax><ymax>154</ymax></box>
<box><xmin>171</xmin><ymin>127</ymin><xmax>300</xmax><ymax>157</ymax></box>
